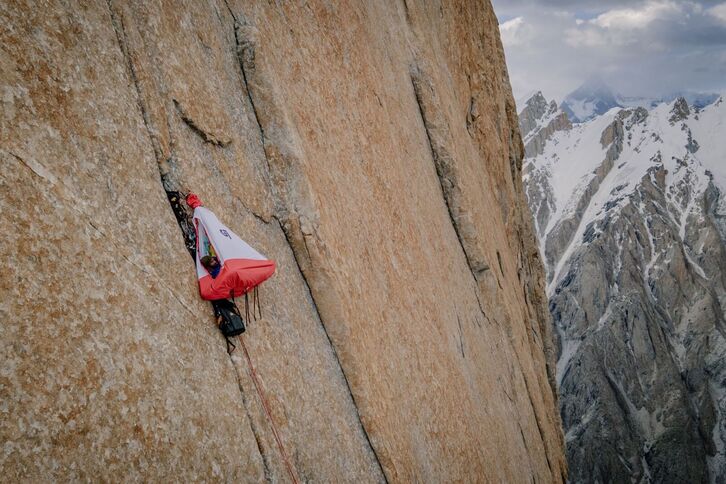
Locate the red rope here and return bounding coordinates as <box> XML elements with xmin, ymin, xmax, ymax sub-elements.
<box><xmin>238</xmin><ymin>335</ymin><xmax>300</xmax><ymax>484</ymax></box>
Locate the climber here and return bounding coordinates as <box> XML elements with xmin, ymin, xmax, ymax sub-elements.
<box><xmin>200</xmin><ymin>255</ymin><xmax>221</xmax><ymax>279</ymax></box>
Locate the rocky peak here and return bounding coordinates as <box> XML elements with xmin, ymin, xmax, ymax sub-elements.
<box><xmin>669</xmin><ymin>96</ymin><xmax>691</xmax><ymax>123</ymax></box>
<box><xmin>599</xmin><ymin>117</ymin><xmax>624</xmax><ymax>148</ymax></box>
<box><xmin>527</xmin><ymin>90</ymin><xmax>546</xmax><ymax>105</ymax></box>
<box><xmin>518</xmin><ymin>91</ymin><xmax>550</xmax><ymax>137</ymax></box>
<box><xmin>519</xmin><ymin>91</ymin><xmax>571</xmax><ymax>158</ymax></box>
<box><xmin>618</xmin><ymin>107</ymin><xmax>649</xmax><ymax>129</ymax></box>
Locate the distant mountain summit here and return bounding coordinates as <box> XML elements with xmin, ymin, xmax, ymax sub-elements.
<box><xmin>620</xmin><ymin>91</ymin><xmax>721</xmax><ymax>111</ymax></box>
<box><xmin>557</xmin><ymin>79</ymin><xmax>720</xmax><ymax>123</ymax></box>
<box><xmin>560</xmin><ymin>78</ymin><xmax>621</xmax><ymax>123</ymax></box>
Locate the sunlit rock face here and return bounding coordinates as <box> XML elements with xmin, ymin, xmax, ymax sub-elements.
<box><xmin>0</xmin><ymin>1</ymin><xmax>565</xmax><ymax>481</ymax></box>
<box><xmin>523</xmin><ymin>92</ymin><xmax>726</xmax><ymax>483</ymax></box>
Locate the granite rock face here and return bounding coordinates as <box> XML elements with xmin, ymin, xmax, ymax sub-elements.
<box><xmin>0</xmin><ymin>1</ymin><xmax>565</xmax><ymax>481</ymax></box>
<box><xmin>522</xmin><ymin>93</ymin><xmax>726</xmax><ymax>482</ymax></box>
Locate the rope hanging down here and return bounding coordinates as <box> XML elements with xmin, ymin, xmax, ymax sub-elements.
<box><xmin>181</xmin><ymin>194</ymin><xmax>289</xmax><ymax>478</ymax></box>
<box><xmin>238</xmin><ymin>335</ymin><xmax>300</xmax><ymax>484</ymax></box>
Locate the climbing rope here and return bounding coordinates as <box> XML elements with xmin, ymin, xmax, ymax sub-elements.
<box><xmin>237</xmin><ymin>335</ymin><xmax>300</xmax><ymax>484</ymax></box>
<box><xmin>173</xmin><ymin>191</ymin><xmax>291</xmax><ymax>477</ymax></box>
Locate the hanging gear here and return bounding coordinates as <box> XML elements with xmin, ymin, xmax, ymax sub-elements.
<box><xmin>213</xmin><ymin>297</ymin><xmax>246</xmax><ymax>354</ymax></box>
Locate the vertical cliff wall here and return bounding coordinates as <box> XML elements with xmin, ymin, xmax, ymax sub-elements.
<box><xmin>0</xmin><ymin>1</ymin><xmax>565</xmax><ymax>481</ymax></box>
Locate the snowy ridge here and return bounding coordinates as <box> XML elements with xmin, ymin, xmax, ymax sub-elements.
<box><xmin>529</xmin><ymin>111</ymin><xmax>616</xmax><ymax>234</ymax></box>
<box><xmin>557</xmin><ymin>78</ymin><xmax>719</xmax><ymax>124</ymax></box>
<box><xmin>530</xmin><ymin>98</ymin><xmax>726</xmax><ymax>292</ymax></box>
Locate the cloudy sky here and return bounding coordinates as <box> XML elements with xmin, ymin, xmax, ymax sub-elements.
<box><xmin>491</xmin><ymin>0</ymin><xmax>726</xmax><ymax>102</ymax></box>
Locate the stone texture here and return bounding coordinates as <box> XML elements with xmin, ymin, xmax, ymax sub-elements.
<box><xmin>1</xmin><ymin>1</ymin><xmax>564</xmax><ymax>481</ymax></box>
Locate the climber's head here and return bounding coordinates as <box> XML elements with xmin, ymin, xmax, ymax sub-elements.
<box><xmin>201</xmin><ymin>255</ymin><xmax>220</xmax><ymax>269</ymax></box>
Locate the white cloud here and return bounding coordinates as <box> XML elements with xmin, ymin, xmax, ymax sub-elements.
<box><xmin>492</xmin><ymin>0</ymin><xmax>726</xmax><ymax>101</ymax></box>
<box><xmin>592</xmin><ymin>1</ymin><xmax>681</xmax><ymax>30</ymax></box>
<box><xmin>500</xmin><ymin>16</ymin><xmax>524</xmax><ymax>34</ymax></box>
<box><xmin>710</xmin><ymin>3</ymin><xmax>726</xmax><ymax>24</ymax></box>
<box><xmin>565</xmin><ymin>27</ymin><xmax>607</xmax><ymax>47</ymax></box>
<box><xmin>565</xmin><ymin>1</ymin><xmax>700</xmax><ymax>48</ymax></box>
<box><xmin>499</xmin><ymin>17</ymin><xmax>530</xmax><ymax>46</ymax></box>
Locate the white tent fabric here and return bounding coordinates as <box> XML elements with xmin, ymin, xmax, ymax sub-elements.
<box><xmin>192</xmin><ymin>206</ymin><xmax>268</xmax><ymax>278</ymax></box>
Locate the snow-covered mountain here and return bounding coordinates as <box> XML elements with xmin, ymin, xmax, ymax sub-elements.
<box><xmin>557</xmin><ymin>79</ymin><xmax>720</xmax><ymax>124</ymax></box>
<box><xmin>560</xmin><ymin>79</ymin><xmax>622</xmax><ymax>123</ymax></box>
<box><xmin>521</xmin><ymin>93</ymin><xmax>726</xmax><ymax>482</ymax></box>
<box><xmin>620</xmin><ymin>91</ymin><xmax>721</xmax><ymax>111</ymax></box>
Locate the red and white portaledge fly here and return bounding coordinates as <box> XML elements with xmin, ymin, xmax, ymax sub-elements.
<box><xmin>186</xmin><ymin>193</ymin><xmax>276</xmax><ymax>301</ymax></box>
